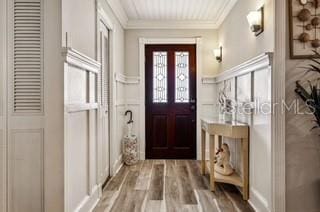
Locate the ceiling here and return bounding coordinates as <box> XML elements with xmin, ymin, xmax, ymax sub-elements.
<box><xmin>106</xmin><ymin>0</ymin><xmax>238</xmax><ymax>29</ymax></box>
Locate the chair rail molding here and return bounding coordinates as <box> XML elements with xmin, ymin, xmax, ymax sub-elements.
<box><xmin>213</xmin><ymin>53</ymin><xmax>273</xmax><ymax>83</ymax></box>
<box><xmin>115</xmin><ymin>72</ymin><xmax>140</xmax><ymax>84</ymax></box>
<box><xmin>201</xmin><ymin>76</ymin><xmax>216</xmax><ymax>84</ymax></box>
<box><xmin>62</xmin><ymin>47</ymin><xmax>101</xmax><ymax>73</ymax></box>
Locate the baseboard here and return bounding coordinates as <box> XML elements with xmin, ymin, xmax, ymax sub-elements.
<box><xmin>140</xmin><ymin>151</ymin><xmax>145</xmax><ymax>160</ymax></box>
<box><xmin>76</xmin><ymin>185</ymin><xmax>100</xmax><ymax>212</ymax></box>
<box><xmin>112</xmin><ymin>154</ymin><xmax>123</xmax><ymax>176</ymax></box>
<box><xmin>248</xmin><ymin>188</ymin><xmax>271</xmax><ymax>212</ymax></box>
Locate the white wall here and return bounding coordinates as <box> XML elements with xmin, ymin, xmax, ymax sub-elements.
<box><xmin>62</xmin><ymin>0</ymin><xmax>96</xmax><ymax>59</ymax></box>
<box><xmin>125</xmin><ymin>29</ymin><xmax>219</xmax><ymax>76</ymax></box>
<box><xmin>218</xmin><ymin>0</ymin><xmax>274</xmax><ymax>72</ymax></box>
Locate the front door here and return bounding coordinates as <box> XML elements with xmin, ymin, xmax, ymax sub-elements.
<box><xmin>145</xmin><ymin>45</ymin><xmax>196</xmax><ymax>159</ymax></box>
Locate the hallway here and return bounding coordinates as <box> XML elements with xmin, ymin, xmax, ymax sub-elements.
<box><xmin>94</xmin><ymin>160</ymin><xmax>253</xmax><ymax>212</ymax></box>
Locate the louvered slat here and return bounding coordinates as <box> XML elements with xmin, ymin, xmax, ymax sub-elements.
<box><xmin>14</xmin><ymin>0</ymin><xmax>42</xmax><ymax>113</ymax></box>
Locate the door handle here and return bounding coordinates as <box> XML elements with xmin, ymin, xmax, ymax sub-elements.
<box><xmin>190</xmin><ymin>98</ymin><xmax>196</xmax><ymax>103</ymax></box>
<box><xmin>190</xmin><ymin>105</ymin><xmax>196</xmax><ymax>111</ymax></box>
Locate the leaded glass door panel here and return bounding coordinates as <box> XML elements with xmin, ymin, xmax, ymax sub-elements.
<box><xmin>145</xmin><ymin>45</ymin><xmax>196</xmax><ymax>159</ymax></box>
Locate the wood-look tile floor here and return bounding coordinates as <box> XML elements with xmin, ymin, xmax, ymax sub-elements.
<box><xmin>94</xmin><ymin>160</ymin><xmax>254</xmax><ymax>212</ymax></box>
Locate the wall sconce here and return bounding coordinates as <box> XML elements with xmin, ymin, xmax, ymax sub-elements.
<box><xmin>213</xmin><ymin>47</ymin><xmax>222</xmax><ymax>63</ymax></box>
<box><xmin>247</xmin><ymin>6</ymin><xmax>264</xmax><ymax>36</ymax></box>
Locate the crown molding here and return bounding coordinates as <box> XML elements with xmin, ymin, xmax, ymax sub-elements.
<box><xmin>104</xmin><ymin>0</ymin><xmax>128</xmax><ymax>28</ymax></box>
<box><xmin>214</xmin><ymin>0</ymin><xmax>238</xmax><ymax>27</ymax></box>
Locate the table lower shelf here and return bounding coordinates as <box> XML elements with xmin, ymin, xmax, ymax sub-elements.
<box><xmin>214</xmin><ymin>171</ymin><xmax>243</xmax><ymax>187</ymax></box>
<box><xmin>206</xmin><ymin>161</ymin><xmax>243</xmax><ymax>187</ymax></box>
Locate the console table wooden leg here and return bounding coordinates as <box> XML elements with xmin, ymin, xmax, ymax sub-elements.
<box><xmin>209</xmin><ymin>134</ymin><xmax>216</xmax><ymax>191</ymax></box>
<box><xmin>201</xmin><ymin>129</ymin><xmax>206</xmax><ymax>175</ymax></box>
<box><xmin>242</xmin><ymin>137</ymin><xmax>249</xmax><ymax>200</ymax></box>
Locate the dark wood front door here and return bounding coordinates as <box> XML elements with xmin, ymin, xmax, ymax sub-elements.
<box><xmin>146</xmin><ymin>45</ymin><xmax>196</xmax><ymax>159</ymax></box>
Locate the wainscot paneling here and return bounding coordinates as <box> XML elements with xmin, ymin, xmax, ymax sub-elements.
<box><xmin>63</xmin><ymin>47</ymin><xmax>101</xmax><ymax>212</ymax></box>
<box><xmin>214</xmin><ymin>53</ymin><xmax>273</xmax><ymax>212</ymax></box>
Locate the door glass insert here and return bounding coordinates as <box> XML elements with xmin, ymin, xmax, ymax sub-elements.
<box><xmin>153</xmin><ymin>51</ymin><xmax>168</xmax><ymax>103</ymax></box>
<box><xmin>175</xmin><ymin>52</ymin><xmax>190</xmax><ymax>103</ymax></box>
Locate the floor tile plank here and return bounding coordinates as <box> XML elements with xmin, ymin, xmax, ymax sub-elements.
<box><xmin>176</xmin><ymin>164</ymin><xmax>198</xmax><ymax>204</ymax></box>
<box><xmin>135</xmin><ymin>160</ymin><xmax>154</xmax><ymax>190</ymax></box>
<box><xmin>148</xmin><ymin>164</ymin><xmax>165</xmax><ymax>200</ymax></box>
<box><xmin>95</xmin><ymin>160</ymin><xmax>254</xmax><ymax>212</ymax></box>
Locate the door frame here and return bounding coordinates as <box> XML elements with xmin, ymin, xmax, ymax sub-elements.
<box><xmin>139</xmin><ymin>38</ymin><xmax>203</xmax><ymax>160</ymax></box>
<box><xmin>96</xmin><ymin>2</ymin><xmax>116</xmax><ymax>176</ymax></box>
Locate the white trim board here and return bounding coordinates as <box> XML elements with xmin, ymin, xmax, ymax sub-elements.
<box><xmin>272</xmin><ymin>0</ymin><xmax>286</xmax><ymax>211</ymax></box>
<box><xmin>115</xmin><ymin>73</ymin><xmax>140</xmax><ymax>84</ymax></box>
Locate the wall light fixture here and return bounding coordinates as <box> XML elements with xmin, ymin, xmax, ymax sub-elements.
<box><xmin>247</xmin><ymin>6</ymin><xmax>264</xmax><ymax>36</ymax></box>
<box><xmin>213</xmin><ymin>47</ymin><xmax>222</xmax><ymax>63</ymax></box>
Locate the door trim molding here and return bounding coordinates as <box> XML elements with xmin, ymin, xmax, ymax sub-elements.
<box><xmin>272</xmin><ymin>0</ymin><xmax>286</xmax><ymax>211</ymax></box>
<box><xmin>139</xmin><ymin>37</ymin><xmax>203</xmax><ymax>160</ymax></box>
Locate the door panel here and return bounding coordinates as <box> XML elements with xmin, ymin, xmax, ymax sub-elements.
<box><xmin>146</xmin><ymin>45</ymin><xmax>196</xmax><ymax>159</ymax></box>
<box><xmin>174</xmin><ymin>114</ymin><xmax>192</xmax><ymax>148</ymax></box>
<box><xmin>151</xmin><ymin>114</ymin><xmax>168</xmax><ymax>148</ymax></box>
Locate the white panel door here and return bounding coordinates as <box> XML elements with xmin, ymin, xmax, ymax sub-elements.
<box><xmin>98</xmin><ymin>20</ymin><xmax>110</xmax><ymax>183</ymax></box>
<box><xmin>7</xmin><ymin>0</ymin><xmax>44</xmax><ymax>211</ymax></box>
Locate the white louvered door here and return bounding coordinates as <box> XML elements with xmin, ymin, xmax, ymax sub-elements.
<box><xmin>8</xmin><ymin>0</ymin><xmax>44</xmax><ymax>211</ymax></box>
<box><xmin>13</xmin><ymin>0</ymin><xmax>42</xmax><ymax>113</ymax></box>
<box><xmin>97</xmin><ymin>20</ymin><xmax>110</xmax><ymax>184</ymax></box>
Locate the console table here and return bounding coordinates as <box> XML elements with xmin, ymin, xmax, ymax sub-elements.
<box><xmin>200</xmin><ymin>118</ymin><xmax>249</xmax><ymax>200</ymax></box>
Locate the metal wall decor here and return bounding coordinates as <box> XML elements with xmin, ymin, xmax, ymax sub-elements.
<box><xmin>289</xmin><ymin>0</ymin><xmax>320</xmax><ymax>58</ymax></box>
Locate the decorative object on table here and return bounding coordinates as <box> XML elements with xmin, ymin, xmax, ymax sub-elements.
<box><xmin>295</xmin><ymin>50</ymin><xmax>320</xmax><ymax>131</ymax></box>
<box><xmin>218</xmin><ymin>85</ymin><xmax>233</xmax><ymax>122</ymax></box>
<box><xmin>214</xmin><ymin>143</ymin><xmax>234</xmax><ymax>176</ymax></box>
<box><xmin>289</xmin><ymin>0</ymin><xmax>320</xmax><ymax>59</ymax></box>
<box><xmin>123</xmin><ymin>110</ymin><xmax>138</xmax><ymax>165</ymax></box>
